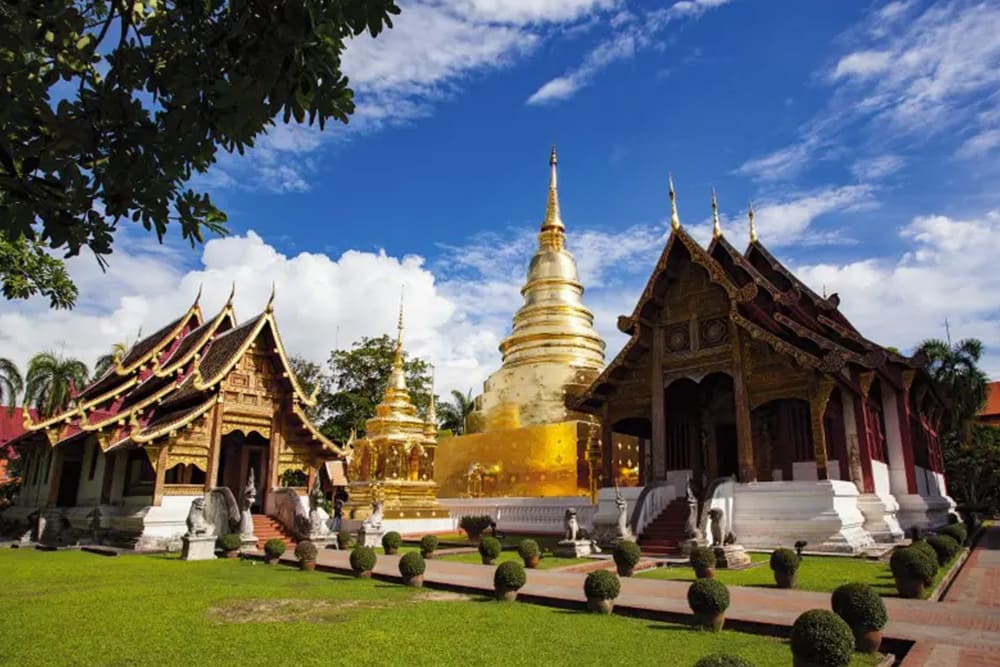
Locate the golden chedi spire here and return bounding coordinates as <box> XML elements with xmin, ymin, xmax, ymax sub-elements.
<box><xmin>377</xmin><ymin>291</ymin><xmax>416</xmax><ymax>417</ymax></box>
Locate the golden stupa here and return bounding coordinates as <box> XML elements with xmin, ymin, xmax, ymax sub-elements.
<box><xmin>344</xmin><ymin>303</ymin><xmax>448</xmax><ymax>525</ymax></box>
<box><xmin>435</xmin><ymin>148</ymin><xmax>607</xmax><ymax>498</ymax></box>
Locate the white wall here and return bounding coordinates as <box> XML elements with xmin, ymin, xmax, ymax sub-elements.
<box><xmin>872</xmin><ymin>460</ymin><xmax>891</xmax><ymax>498</ymax></box>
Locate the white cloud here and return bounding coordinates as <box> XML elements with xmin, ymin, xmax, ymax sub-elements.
<box><xmin>831</xmin><ymin>50</ymin><xmax>891</xmax><ymax>80</ymax></box>
<box><xmin>736</xmin><ymin>139</ymin><xmax>818</xmax><ymax>181</ymax></box>
<box><xmin>448</xmin><ymin>0</ymin><xmax>617</xmax><ymax>24</ymax></box>
<box><xmin>957</xmin><ymin>128</ymin><xmax>1000</xmax><ymax>158</ymax></box>
<box><xmin>851</xmin><ymin>154</ymin><xmax>904</xmax><ymax>181</ymax></box>
<box><xmin>526</xmin><ymin>0</ymin><xmax>732</xmax><ymax>105</ymax></box>
<box><xmin>794</xmin><ymin>209</ymin><xmax>1000</xmax><ymax>379</ymax></box>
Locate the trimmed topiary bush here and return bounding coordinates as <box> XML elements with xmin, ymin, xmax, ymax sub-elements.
<box><xmin>398</xmin><ymin>551</ymin><xmax>425</xmax><ymax>577</ymax></box>
<box><xmin>613</xmin><ymin>540</ymin><xmax>642</xmax><ymax>575</ymax></box>
<box><xmin>910</xmin><ymin>540</ymin><xmax>939</xmax><ymax>571</ymax></box>
<box><xmin>769</xmin><ymin>548</ymin><xmax>800</xmax><ymax>574</ymax></box>
<box><xmin>494</xmin><ymin>560</ymin><xmax>527</xmax><ymax>591</ymax></box>
<box><xmin>940</xmin><ymin>523</ymin><xmax>967</xmax><ymax>545</ymax></box>
<box><xmin>517</xmin><ymin>539</ymin><xmax>540</xmax><ymax>560</ymax></box>
<box><xmin>263</xmin><ymin>539</ymin><xmax>286</xmax><ymax>560</ymax></box>
<box><xmin>381</xmin><ymin>531</ymin><xmax>402</xmax><ymax>554</ymax></box>
<box><xmin>337</xmin><ymin>529</ymin><xmax>354</xmax><ymax>550</ymax></box>
<box><xmin>831</xmin><ymin>583</ymin><xmax>887</xmax><ymax>631</ymax></box>
<box><xmin>294</xmin><ymin>540</ymin><xmax>318</xmax><ymax>562</ymax></box>
<box><xmin>692</xmin><ymin>656</ymin><xmax>756</xmax><ymax>667</ymax></box>
<box><xmin>790</xmin><ymin>609</ymin><xmax>854</xmax><ymax>667</ymax></box>
<box><xmin>459</xmin><ymin>515</ymin><xmax>493</xmax><ymax>538</ymax></box>
<box><xmin>478</xmin><ymin>536</ymin><xmax>502</xmax><ymax>563</ymax></box>
<box><xmin>420</xmin><ymin>534</ymin><xmax>439</xmax><ymax>556</ymax></box>
<box><xmin>218</xmin><ymin>533</ymin><xmax>241</xmax><ymax>552</ymax></box>
<box><xmin>926</xmin><ymin>534</ymin><xmax>960</xmax><ymax>565</ymax></box>
<box><xmin>890</xmin><ymin>547</ymin><xmax>936</xmax><ymax>587</ymax></box>
<box><xmin>690</xmin><ymin>546</ymin><xmax>716</xmax><ymax>571</ymax></box>
<box><xmin>687</xmin><ymin>578</ymin><xmax>730</xmax><ymax>615</ymax></box>
<box><xmin>350</xmin><ymin>545</ymin><xmax>377</xmax><ymax>573</ymax></box>
<box><xmin>583</xmin><ymin>569</ymin><xmax>621</xmax><ymax>600</ymax></box>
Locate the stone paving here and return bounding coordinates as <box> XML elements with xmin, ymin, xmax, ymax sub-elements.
<box><xmin>286</xmin><ymin>524</ymin><xmax>1000</xmax><ymax>666</ymax></box>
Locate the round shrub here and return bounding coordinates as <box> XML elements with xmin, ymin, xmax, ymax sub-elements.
<box><xmin>294</xmin><ymin>540</ymin><xmax>318</xmax><ymax>562</ymax></box>
<box><xmin>830</xmin><ymin>583</ymin><xmax>887</xmax><ymax>631</ymax></box>
<box><xmin>218</xmin><ymin>533</ymin><xmax>241</xmax><ymax>551</ymax></box>
<box><xmin>687</xmin><ymin>578</ymin><xmax>730</xmax><ymax>615</ymax></box>
<box><xmin>769</xmin><ymin>548</ymin><xmax>800</xmax><ymax>574</ymax></box>
<box><xmin>790</xmin><ymin>609</ymin><xmax>854</xmax><ymax>667</ymax></box>
<box><xmin>398</xmin><ymin>551</ymin><xmax>426</xmax><ymax>578</ymax></box>
<box><xmin>583</xmin><ymin>569</ymin><xmax>621</xmax><ymax>600</ymax></box>
<box><xmin>349</xmin><ymin>545</ymin><xmax>377</xmax><ymax>573</ymax></box>
<box><xmin>337</xmin><ymin>529</ymin><xmax>354</xmax><ymax>550</ymax></box>
<box><xmin>940</xmin><ymin>523</ymin><xmax>967</xmax><ymax>545</ymax></box>
<box><xmin>692</xmin><ymin>656</ymin><xmax>756</xmax><ymax>667</ymax></box>
<box><xmin>478</xmin><ymin>536</ymin><xmax>502</xmax><ymax>561</ymax></box>
<box><xmin>517</xmin><ymin>539</ymin><xmax>540</xmax><ymax>560</ymax></box>
<box><xmin>690</xmin><ymin>546</ymin><xmax>716</xmax><ymax>570</ymax></box>
<box><xmin>263</xmin><ymin>538</ymin><xmax>286</xmax><ymax>559</ymax></box>
<box><xmin>926</xmin><ymin>534</ymin><xmax>960</xmax><ymax>565</ymax></box>
<box><xmin>890</xmin><ymin>547</ymin><xmax>936</xmax><ymax>585</ymax></box>
<box><xmin>459</xmin><ymin>515</ymin><xmax>493</xmax><ymax>536</ymax></box>
<box><xmin>382</xmin><ymin>531</ymin><xmax>402</xmax><ymax>552</ymax></box>
<box><xmin>494</xmin><ymin>560</ymin><xmax>527</xmax><ymax>590</ymax></box>
<box><xmin>420</xmin><ymin>535</ymin><xmax>439</xmax><ymax>554</ymax></box>
<box><xmin>910</xmin><ymin>540</ymin><xmax>938</xmax><ymax>571</ymax></box>
<box><xmin>613</xmin><ymin>540</ymin><xmax>642</xmax><ymax>571</ymax></box>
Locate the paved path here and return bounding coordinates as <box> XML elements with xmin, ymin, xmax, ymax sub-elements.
<box><xmin>286</xmin><ymin>526</ymin><xmax>1000</xmax><ymax>666</ymax></box>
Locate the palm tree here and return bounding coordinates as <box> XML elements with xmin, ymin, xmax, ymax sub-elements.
<box><xmin>0</xmin><ymin>358</ymin><xmax>23</xmax><ymax>416</ymax></box>
<box><xmin>92</xmin><ymin>342</ymin><xmax>128</xmax><ymax>380</ymax></box>
<box><xmin>438</xmin><ymin>389</ymin><xmax>475</xmax><ymax>435</ymax></box>
<box><xmin>918</xmin><ymin>337</ymin><xmax>989</xmax><ymax>445</ymax></box>
<box><xmin>24</xmin><ymin>352</ymin><xmax>89</xmax><ymax>418</ymax></box>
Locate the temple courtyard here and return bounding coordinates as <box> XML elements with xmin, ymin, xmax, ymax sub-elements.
<box><xmin>3</xmin><ymin>524</ymin><xmax>999</xmax><ymax>667</ymax></box>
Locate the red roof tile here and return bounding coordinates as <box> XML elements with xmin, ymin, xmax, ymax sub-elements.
<box><xmin>0</xmin><ymin>408</ymin><xmax>36</xmax><ymax>446</ymax></box>
<box><xmin>980</xmin><ymin>381</ymin><xmax>1000</xmax><ymax>418</ymax></box>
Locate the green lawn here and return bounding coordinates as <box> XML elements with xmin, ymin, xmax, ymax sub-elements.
<box><xmin>636</xmin><ymin>551</ymin><xmax>960</xmax><ymax>598</ymax></box>
<box><xmin>436</xmin><ymin>549</ymin><xmax>593</xmax><ymax>570</ymax></box>
<box><xmin>1</xmin><ymin>549</ymin><xmax>882</xmax><ymax>666</ymax></box>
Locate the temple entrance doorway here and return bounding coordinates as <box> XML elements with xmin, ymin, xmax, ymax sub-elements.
<box><xmin>217</xmin><ymin>429</ymin><xmax>269</xmax><ymax>513</ymax></box>
<box><xmin>715</xmin><ymin>423</ymin><xmax>738</xmax><ymax>478</ymax></box>
<box><xmin>662</xmin><ymin>372</ymin><xmax>737</xmax><ymax>486</ymax></box>
<box><xmin>55</xmin><ymin>441</ymin><xmax>84</xmax><ymax>507</ymax></box>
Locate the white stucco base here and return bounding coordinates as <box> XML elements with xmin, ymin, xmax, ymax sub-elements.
<box><xmin>896</xmin><ymin>493</ymin><xmax>957</xmax><ymax>532</ymax></box>
<box><xmin>341</xmin><ymin>517</ymin><xmax>454</xmax><ymax>537</ymax></box>
<box><xmin>732</xmin><ymin>480</ymin><xmax>875</xmax><ymax>553</ymax></box>
<box><xmin>855</xmin><ymin>492</ymin><xmax>904</xmax><ymax>543</ymax></box>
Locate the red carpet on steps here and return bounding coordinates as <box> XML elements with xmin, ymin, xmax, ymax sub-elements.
<box><xmin>251</xmin><ymin>514</ymin><xmax>298</xmax><ymax>550</ymax></box>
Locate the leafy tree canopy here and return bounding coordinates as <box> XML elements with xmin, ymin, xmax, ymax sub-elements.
<box><xmin>438</xmin><ymin>388</ymin><xmax>474</xmax><ymax>435</ymax></box>
<box><xmin>318</xmin><ymin>334</ymin><xmax>432</xmax><ymax>443</ymax></box>
<box><xmin>919</xmin><ymin>338</ymin><xmax>989</xmax><ymax>443</ymax></box>
<box><xmin>0</xmin><ymin>0</ymin><xmax>400</xmax><ymax>308</ymax></box>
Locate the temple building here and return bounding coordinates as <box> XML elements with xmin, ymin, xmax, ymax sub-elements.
<box><xmin>343</xmin><ymin>305</ymin><xmax>450</xmax><ymax>533</ymax></box>
<box><xmin>435</xmin><ymin>149</ymin><xmax>610</xmax><ymax>498</ymax></box>
<box><xmin>3</xmin><ymin>289</ymin><xmax>344</xmax><ymax>550</ymax></box>
<box><xmin>573</xmin><ymin>185</ymin><xmax>955</xmax><ymax>552</ymax></box>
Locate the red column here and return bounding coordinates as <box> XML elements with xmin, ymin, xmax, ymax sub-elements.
<box><xmin>853</xmin><ymin>396</ymin><xmax>875</xmax><ymax>493</ymax></box>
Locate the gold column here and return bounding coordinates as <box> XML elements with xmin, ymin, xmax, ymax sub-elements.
<box><xmin>730</xmin><ymin>326</ymin><xmax>756</xmax><ymax>483</ymax></box>
<box><xmin>809</xmin><ymin>377</ymin><xmax>836</xmax><ymax>481</ymax></box>
<box><xmin>204</xmin><ymin>400</ymin><xmax>224</xmax><ymax>492</ymax></box>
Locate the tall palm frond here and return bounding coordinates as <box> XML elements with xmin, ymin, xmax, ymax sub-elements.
<box><xmin>918</xmin><ymin>337</ymin><xmax>989</xmax><ymax>444</ymax></box>
<box><xmin>93</xmin><ymin>342</ymin><xmax>128</xmax><ymax>380</ymax></box>
<box><xmin>0</xmin><ymin>358</ymin><xmax>23</xmax><ymax>415</ymax></box>
<box><xmin>24</xmin><ymin>352</ymin><xmax>90</xmax><ymax>418</ymax></box>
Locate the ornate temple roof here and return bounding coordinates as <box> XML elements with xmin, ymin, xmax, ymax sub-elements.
<box><xmin>575</xmin><ymin>185</ymin><xmax>932</xmax><ymax>411</ymax></box>
<box><xmin>12</xmin><ymin>288</ymin><xmax>340</xmax><ymax>457</ymax></box>
<box><xmin>496</xmin><ymin>147</ymin><xmax>606</xmax><ymax>371</ymax></box>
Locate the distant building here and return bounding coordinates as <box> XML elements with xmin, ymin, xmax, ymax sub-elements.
<box><xmin>0</xmin><ymin>408</ymin><xmax>37</xmax><ymax>483</ymax></box>
<box><xmin>978</xmin><ymin>381</ymin><xmax>1000</xmax><ymax>427</ymax></box>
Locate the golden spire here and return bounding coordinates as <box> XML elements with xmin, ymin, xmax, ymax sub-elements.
<box><xmin>669</xmin><ymin>174</ymin><xmax>680</xmax><ymax>231</ymax></box>
<box><xmin>711</xmin><ymin>188</ymin><xmax>721</xmax><ymax>239</ymax></box>
<box><xmin>542</xmin><ymin>145</ymin><xmax>563</xmax><ymax>233</ymax></box>
<box><xmin>748</xmin><ymin>200</ymin><xmax>758</xmax><ymax>243</ymax></box>
<box><xmin>425</xmin><ymin>367</ymin><xmax>437</xmax><ymax>430</ymax></box>
<box><xmin>194</xmin><ymin>283</ymin><xmax>203</xmax><ymax>306</ymax></box>
<box><xmin>388</xmin><ymin>289</ymin><xmax>407</xmax><ymax>393</ymax></box>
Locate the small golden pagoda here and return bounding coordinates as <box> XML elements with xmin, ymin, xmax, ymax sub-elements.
<box><xmin>435</xmin><ymin>148</ymin><xmax>608</xmax><ymax>498</ymax></box>
<box><xmin>344</xmin><ymin>303</ymin><xmax>449</xmax><ymax>528</ymax></box>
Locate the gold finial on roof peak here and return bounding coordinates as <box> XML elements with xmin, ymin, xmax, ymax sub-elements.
<box><xmin>266</xmin><ymin>282</ymin><xmax>276</xmax><ymax>314</ymax></box>
<box><xmin>194</xmin><ymin>283</ymin><xmax>203</xmax><ymax>306</ymax></box>
<box><xmin>669</xmin><ymin>174</ymin><xmax>680</xmax><ymax>231</ymax></box>
<box><xmin>711</xmin><ymin>188</ymin><xmax>721</xmax><ymax>239</ymax></box>
<box><xmin>748</xmin><ymin>200</ymin><xmax>758</xmax><ymax>243</ymax></box>
<box><xmin>541</xmin><ymin>145</ymin><xmax>564</xmax><ymax>235</ymax></box>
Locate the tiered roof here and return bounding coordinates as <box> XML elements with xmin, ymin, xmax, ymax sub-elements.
<box><xmin>576</xmin><ymin>186</ymin><xmax>929</xmax><ymax>410</ymax></box>
<box><xmin>15</xmin><ymin>289</ymin><xmax>342</xmax><ymax>457</ymax></box>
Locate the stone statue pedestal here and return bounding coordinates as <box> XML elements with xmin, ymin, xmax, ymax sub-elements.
<box><xmin>554</xmin><ymin>539</ymin><xmax>594</xmax><ymax>558</ymax></box>
<box><xmin>357</xmin><ymin>525</ymin><xmax>384</xmax><ymax>549</ymax></box>
<box><xmin>181</xmin><ymin>535</ymin><xmax>217</xmax><ymax>561</ymax></box>
<box><xmin>713</xmin><ymin>544</ymin><xmax>751</xmax><ymax>569</ymax></box>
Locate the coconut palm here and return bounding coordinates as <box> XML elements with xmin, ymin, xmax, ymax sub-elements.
<box><xmin>438</xmin><ymin>389</ymin><xmax>475</xmax><ymax>435</ymax></box>
<box><xmin>918</xmin><ymin>338</ymin><xmax>989</xmax><ymax>445</ymax></box>
<box><xmin>0</xmin><ymin>358</ymin><xmax>23</xmax><ymax>415</ymax></box>
<box><xmin>92</xmin><ymin>342</ymin><xmax>128</xmax><ymax>380</ymax></box>
<box><xmin>24</xmin><ymin>352</ymin><xmax>89</xmax><ymax>418</ymax></box>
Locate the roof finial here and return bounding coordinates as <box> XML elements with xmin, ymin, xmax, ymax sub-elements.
<box><xmin>425</xmin><ymin>365</ymin><xmax>437</xmax><ymax>427</ymax></box>
<box><xmin>227</xmin><ymin>281</ymin><xmax>236</xmax><ymax>304</ymax></box>
<box><xmin>669</xmin><ymin>174</ymin><xmax>680</xmax><ymax>231</ymax></box>
<box><xmin>748</xmin><ymin>200</ymin><xmax>758</xmax><ymax>243</ymax></box>
<box><xmin>266</xmin><ymin>282</ymin><xmax>276</xmax><ymax>314</ymax></box>
<box><xmin>194</xmin><ymin>283</ymin><xmax>203</xmax><ymax>306</ymax></box>
<box><xmin>711</xmin><ymin>188</ymin><xmax>721</xmax><ymax>239</ymax></box>
<box><xmin>397</xmin><ymin>285</ymin><xmax>405</xmax><ymax>349</ymax></box>
<box><xmin>541</xmin><ymin>145</ymin><xmax>564</xmax><ymax>234</ymax></box>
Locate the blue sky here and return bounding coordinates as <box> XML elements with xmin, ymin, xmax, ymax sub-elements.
<box><xmin>3</xmin><ymin>0</ymin><xmax>999</xmax><ymax>394</ymax></box>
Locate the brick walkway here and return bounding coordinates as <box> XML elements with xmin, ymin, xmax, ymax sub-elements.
<box><xmin>290</xmin><ymin>525</ymin><xmax>1000</xmax><ymax>666</ymax></box>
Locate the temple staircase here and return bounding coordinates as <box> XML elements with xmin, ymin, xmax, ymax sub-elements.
<box><xmin>251</xmin><ymin>514</ymin><xmax>298</xmax><ymax>551</ymax></box>
<box><xmin>636</xmin><ymin>498</ymin><xmax>690</xmax><ymax>556</ymax></box>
